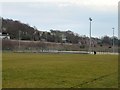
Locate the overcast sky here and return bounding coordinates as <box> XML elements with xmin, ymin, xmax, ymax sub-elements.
<box><xmin>0</xmin><ymin>0</ymin><xmax>119</xmax><ymax>38</ymax></box>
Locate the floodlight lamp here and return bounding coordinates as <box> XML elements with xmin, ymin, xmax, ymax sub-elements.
<box><xmin>89</xmin><ymin>17</ymin><xmax>92</xmax><ymax>21</ymax></box>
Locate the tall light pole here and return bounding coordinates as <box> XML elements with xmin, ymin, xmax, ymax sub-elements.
<box><xmin>112</xmin><ymin>28</ymin><xmax>115</xmax><ymax>53</ymax></box>
<box><xmin>89</xmin><ymin>17</ymin><xmax>92</xmax><ymax>54</ymax></box>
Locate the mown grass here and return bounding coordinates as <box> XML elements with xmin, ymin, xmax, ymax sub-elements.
<box><xmin>2</xmin><ymin>52</ymin><xmax>118</xmax><ymax>88</ymax></box>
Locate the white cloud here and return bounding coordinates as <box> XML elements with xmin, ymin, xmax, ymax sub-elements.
<box><xmin>0</xmin><ymin>0</ymin><xmax>118</xmax><ymax>7</ymax></box>
<box><xmin>0</xmin><ymin>0</ymin><xmax>118</xmax><ymax>12</ymax></box>
<box><xmin>1</xmin><ymin>0</ymin><xmax>118</xmax><ymax>37</ymax></box>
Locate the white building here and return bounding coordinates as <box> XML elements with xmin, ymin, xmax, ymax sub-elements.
<box><xmin>0</xmin><ymin>33</ymin><xmax>10</xmax><ymax>39</ymax></box>
<box><xmin>62</xmin><ymin>34</ymin><xmax>67</xmax><ymax>42</ymax></box>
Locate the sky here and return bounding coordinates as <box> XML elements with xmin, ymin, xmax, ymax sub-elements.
<box><xmin>0</xmin><ymin>0</ymin><xmax>119</xmax><ymax>38</ymax></box>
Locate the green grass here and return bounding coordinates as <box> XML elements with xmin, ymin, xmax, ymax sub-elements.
<box><xmin>2</xmin><ymin>53</ymin><xmax>118</xmax><ymax>88</ymax></box>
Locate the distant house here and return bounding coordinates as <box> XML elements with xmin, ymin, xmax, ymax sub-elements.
<box><xmin>62</xmin><ymin>34</ymin><xmax>67</xmax><ymax>43</ymax></box>
<box><xmin>0</xmin><ymin>32</ymin><xmax>10</xmax><ymax>39</ymax></box>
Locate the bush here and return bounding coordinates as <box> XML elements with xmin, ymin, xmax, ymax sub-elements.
<box><xmin>80</xmin><ymin>45</ymin><xmax>85</xmax><ymax>48</ymax></box>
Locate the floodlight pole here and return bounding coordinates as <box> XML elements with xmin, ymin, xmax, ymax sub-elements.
<box><xmin>112</xmin><ymin>28</ymin><xmax>115</xmax><ymax>53</ymax></box>
<box><xmin>89</xmin><ymin>17</ymin><xmax>92</xmax><ymax>54</ymax></box>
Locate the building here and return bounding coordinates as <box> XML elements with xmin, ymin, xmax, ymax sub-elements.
<box><xmin>0</xmin><ymin>32</ymin><xmax>10</xmax><ymax>39</ymax></box>
<box><xmin>62</xmin><ymin>34</ymin><xmax>67</xmax><ymax>43</ymax></box>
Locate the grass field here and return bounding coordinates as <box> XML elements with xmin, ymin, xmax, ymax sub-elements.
<box><xmin>2</xmin><ymin>52</ymin><xmax>118</xmax><ymax>88</ymax></box>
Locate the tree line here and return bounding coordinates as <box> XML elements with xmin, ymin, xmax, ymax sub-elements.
<box><xmin>1</xmin><ymin>18</ymin><xmax>120</xmax><ymax>47</ymax></box>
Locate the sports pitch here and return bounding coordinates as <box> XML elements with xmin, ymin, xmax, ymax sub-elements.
<box><xmin>2</xmin><ymin>53</ymin><xmax>118</xmax><ymax>88</ymax></box>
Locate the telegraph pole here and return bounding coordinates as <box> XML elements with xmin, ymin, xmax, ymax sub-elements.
<box><xmin>89</xmin><ymin>17</ymin><xmax>92</xmax><ymax>54</ymax></box>
<box><xmin>112</xmin><ymin>28</ymin><xmax>115</xmax><ymax>53</ymax></box>
<box><xmin>19</xmin><ymin>30</ymin><xmax>21</xmax><ymax>50</ymax></box>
